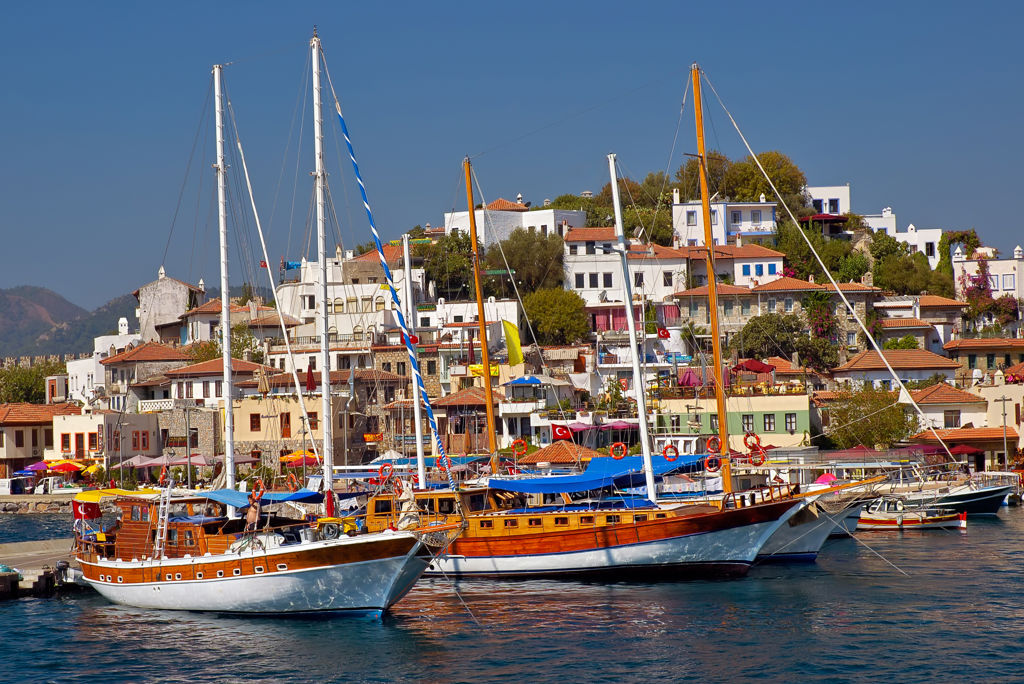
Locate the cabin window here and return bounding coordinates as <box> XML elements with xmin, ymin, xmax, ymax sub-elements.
<box><xmin>167</xmin><ymin>529</ymin><xmax>178</xmax><ymax>543</ymax></box>
<box><xmin>606</xmin><ymin>515</ymin><xmax>621</xmax><ymax>524</ymax></box>
<box><xmin>656</xmin><ymin>513</ymin><xmax>667</xmax><ymax>519</ymax></box>
<box><xmin>467</xmin><ymin>494</ymin><xmax>486</xmax><ymax>511</ymax></box>
<box><xmin>504</xmin><ymin>519</ymin><xmax>518</xmax><ymax>528</ymax></box>
<box><xmin>554</xmin><ymin>517</ymin><xmax>569</xmax><ymax>526</ymax></box>
<box><xmin>437</xmin><ymin>498</ymin><xmax>456</xmax><ymax>515</ymax></box>
<box><xmin>131</xmin><ymin>506</ymin><xmax>141</xmax><ymax>521</ymax></box>
<box><xmin>528</xmin><ymin>518</ymin><xmax>543</xmax><ymax>527</ymax></box>
<box><xmin>479</xmin><ymin>520</ymin><xmax>493</xmax><ymax>529</ymax></box>
<box><xmin>374</xmin><ymin>499</ymin><xmax>393</xmax><ymax>514</ymax></box>
<box><xmin>634</xmin><ymin>514</ymin><xmax>648</xmax><ymax>522</ymax></box>
<box><xmin>184</xmin><ymin>530</ymin><xmax>195</xmax><ymax>546</ymax></box>
<box><xmin>580</xmin><ymin>516</ymin><xmax>594</xmax><ymax>525</ymax></box>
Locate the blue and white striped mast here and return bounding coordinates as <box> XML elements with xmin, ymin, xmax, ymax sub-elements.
<box><xmin>324</xmin><ymin>66</ymin><xmax>456</xmax><ymax>490</ymax></box>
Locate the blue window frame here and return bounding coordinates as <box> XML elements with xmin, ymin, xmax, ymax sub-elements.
<box><xmin>755</xmin><ymin>264</ymin><xmax>764</xmax><ymax>276</ymax></box>
<box><xmin>768</xmin><ymin>263</ymin><xmax>777</xmax><ymax>275</ymax></box>
<box><xmin>742</xmin><ymin>264</ymin><xmax>751</xmax><ymax>276</ymax></box>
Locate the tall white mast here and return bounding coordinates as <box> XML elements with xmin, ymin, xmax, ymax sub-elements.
<box><xmin>607</xmin><ymin>154</ymin><xmax>657</xmax><ymax>499</ymax></box>
<box><xmin>214</xmin><ymin>64</ymin><xmax>235</xmax><ymax>492</ymax></box>
<box><xmin>403</xmin><ymin>233</ymin><xmax>426</xmax><ymax>484</ymax></box>
<box><xmin>311</xmin><ymin>32</ymin><xmax>334</xmax><ymax>488</ymax></box>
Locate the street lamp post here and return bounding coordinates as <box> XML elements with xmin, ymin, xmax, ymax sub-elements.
<box><xmin>995</xmin><ymin>395</ymin><xmax>1011</xmax><ymax>470</ymax></box>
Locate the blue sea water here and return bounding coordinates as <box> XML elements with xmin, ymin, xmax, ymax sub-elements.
<box><xmin>1</xmin><ymin>511</ymin><xmax>1022</xmax><ymax>683</ymax></box>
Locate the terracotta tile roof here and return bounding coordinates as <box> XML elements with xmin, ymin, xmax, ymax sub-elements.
<box><xmin>751</xmin><ymin>276</ymin><xmax>880</xmax><ymax>293</ymax></box>
<box><xmin>433</xmin><ymin>386</ymin><xmax>504</xmax><ymax>407</ymax></box>
<box><xmin>485</xmin><ymin>198</ymin><xmax>529</xmax><ymax>212</ymax></box>
<box><xmin>0</xmin><ymin>402</ymin><xmax>81</xmax><ymax>425</ymax></box>
<box><xmin>910</xmin><ymin>383</ymin><xmax>986</xmax><ymax>405</ymax></box>
<box><xmin>130</xmin><ymin>375</ymin><xmax>170</xmax><ymax>388</ymax></box>
<box><xmin>919</xmin><ymin>295</ymin><xmax>967</xmax><ymax>308</ymax></box>
<box><xmin>943</xmin><ymin>338</ymin><xmax>1024</xmax><ymax>351</ymax></box>
<box><xmin>164</xmin><ymin>359</ymin><xmax>274</xmax><ymax>378</ymax></box>
<box><xmin>761</xmin><ymin>356</ymin><xmax>816</xmax><ymax>375</ymax></box>
<box><xmin>1006</xmin><ymin>362</ymin><xmax>1024</xmax><ymax>376</ymax></box>
<box><xmin>832</xmin><ymin>350</ymin><xmax>961</xmax><ymax>372</ymax></box>
<box><xmin>235</xmin><ymin>369</ymin><xmax>404</xmax><ymax>389</ymax></box>
<box><xmin>676</xmin><ymin>244</ymin><xmax>785</xmax><ymax>259</ymax></box>
<box><xmin>672</xmin><ymin>284</ymin><xmax>751</xmax><ymax>297</ymax></box>
<box><xmin>247</xmin><ymin>313</ymin><xmax>302</xmax><ymax>327</ymax></box>
<box><xmin>352</xmin><ymin>244</ymin><xmax>402</xmax><ymax>262</ymax></box>
<box><xmin>912</xmin><ymin>426</ymin><xmax>1019</xmax><ymax>443</ymax></box>
<box><xmin>811</xmin><ymin>390</ymin><xmax>853</xmax><ymax>406</ymax></box>
<box><xmin>877</xmin><ymin>318</ymin><xmax>932</xmax><ymax>329</ymax></box>
<box><xmin>626</xmin><ymin>244</ymin><xmax>688</xmax><ymax>260</ymax></box>
<box><xmin>563</xmin><ymin>227</ymin><xmax>616</xmax><ymax>242</ymax></box>
<box><xmin>519</xmin><ymin>440</ymin><xmax>605</xmax><ymax>465</ymax></box>
<box><xmin>100</xmin><ymin>342</ymin><xmax>191</xmax><ymax>366</ymax></box>
<box><xmin>183</xmin><ymin>298</ymin><xmax>276</xmax><ymax>317</ymax></box>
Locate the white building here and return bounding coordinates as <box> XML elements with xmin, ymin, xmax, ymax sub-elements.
<box><xmin>805</xmin><ymin>184</ymin><xmax>851</xmax><ymax>216</ymax></box>
<box><xmin>830</xmin><ymin>350</ymin><xmax>961</xmax><ymax>390</ymax></box>
<box><xmin>889</xmin><ymin>223</ymin><xmax>943</xmax><ymax>269</ymax></box>
<box><xmin>953</xmin><ymin>244</ymin><xmax>1024</xmax><ymax>307</ymax></box>
<box><xmin>900</xmin><ymin>383</ymin><xmax>988</xmax><ymax>431</ymax></box>
<box><xmin>671</xmin><ymin>189</ymin><xmax>776</xmax><ymax>247</ymax></box>
<box><xmin>50</xmin><ymin>408</ymin><xmax>161</xmax><ymax>466</ymax></box>
<box><xmin>66</xmin><ymin>317</ymin><xmax>143</xmax><ymax>406</ymax></box>
<box><xmin>862</xmin><ymin>207</ymin><xmax>897</xmax><ymax>236</ymax></box>
<box><xmin>443</xmin><ymin>197</ymin><xmax>586</xmax><ymax>247</ymax></box>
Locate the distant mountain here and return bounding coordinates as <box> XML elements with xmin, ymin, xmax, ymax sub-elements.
<box><xmin>0</xmin><ymin>283</ymin><xmax>276</xmax><ymax>358</ymax></box>
<box><xmin>0</xmin><ymin>286</ymin><xmax>89</xmax><ymax>357</ymax></box>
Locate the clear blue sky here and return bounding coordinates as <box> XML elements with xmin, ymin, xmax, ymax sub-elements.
<box><xmin>2</xmin><ymin>2</ymin><xmax>1021</xmax><ymax>309</ymax></box>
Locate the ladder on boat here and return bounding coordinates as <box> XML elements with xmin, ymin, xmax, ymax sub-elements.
<box><xmin>153</xmin><ymin>481</ymin><xmax>173</xmax><ymax>559</ymax></box>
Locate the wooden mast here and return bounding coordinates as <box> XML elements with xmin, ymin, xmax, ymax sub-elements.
<box><xmin>464</xmin><ymin>157</ymin><xmax>498</xmax><ymax>470</ymax></box>
<box><xmin>692</xmin><ymin>63</ymin><xmax>732</xmax><ymax>494</ymax></box>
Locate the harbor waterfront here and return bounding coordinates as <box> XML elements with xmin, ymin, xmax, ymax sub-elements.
<box><xmin>2</xmin><ymin>510</ymin><xmax>1023</xmax><ymax>682</ymax></box>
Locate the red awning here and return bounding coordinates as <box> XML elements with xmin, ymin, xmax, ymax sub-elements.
<box><xmin>732</xmin><ymin>359</ymin><xmax>776</xmax><ymax>374</ymax></box>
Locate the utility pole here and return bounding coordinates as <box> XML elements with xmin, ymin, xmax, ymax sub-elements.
<box><xmin>995</xmin><ymin>395</ymin><xmax>1011</xmax><ymax>470</ymax></box>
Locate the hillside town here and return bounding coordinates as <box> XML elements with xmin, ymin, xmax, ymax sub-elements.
<box><xmin>1</xmin><ymin>179</ymin><xmax>1021</xmax><ymax>483</ymax></box>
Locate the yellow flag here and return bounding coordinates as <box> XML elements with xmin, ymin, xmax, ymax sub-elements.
<box><xmin>503</xmin><ymin>320</ymin><xmax>523</xmax><ymax>366</ymax></box>
<box><xmin>469</xmin><ymin>364</ymin><xmax>499</xmax><ymax>377</ymax></box>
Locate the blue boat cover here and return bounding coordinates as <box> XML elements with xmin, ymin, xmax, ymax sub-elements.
<box><xmin>201</xmin><ymin>488</ymin><xmax>324</xmax><ymax>509</ymax></box>
<box><xmin>368</xmin><ymin>455</ymin><xmax>483</xmax><ymax>467</ymax></box>
<box><xmin>488</xmin><ymin>454</ymin><xmax>700</xmax><ymax>494</ymax></box>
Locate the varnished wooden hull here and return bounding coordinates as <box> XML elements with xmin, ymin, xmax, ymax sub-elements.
<box><xmin>428</xmin><ymin>499</ymin><xmax>800</xmax><ymax>578</ymax></box>
<box><xmin>78</xmin><ymin>531</ymin><xmax>430</xmax><ymax>615</ymax></box>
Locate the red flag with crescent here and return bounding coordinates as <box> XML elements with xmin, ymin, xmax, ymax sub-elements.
<box><xmin>552</xmin><ymin>424</ymin><xmax>572</xmax><ymax>441</ymax></box>
<box><xmin>73</xmin><ymin>500</ymin><xmax>101</xmax><ymax>520</ymax></box>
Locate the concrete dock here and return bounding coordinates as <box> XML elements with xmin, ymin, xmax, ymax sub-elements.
<box><xmin>0</xmin><ymin>538</ymin><xmax>79</xmax><ymax>599</ymax></box>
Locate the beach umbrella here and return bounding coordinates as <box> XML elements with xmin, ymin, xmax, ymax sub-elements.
<box><xmin>285</xmin><ymin>456</ymin><xmax>319</xmax><ymax>467</ymax></box>
<box><xmin>50</xmin><ymin>462</ymin><xmax>83</xmax><ymax>472</ymax></box>
<box><xmin>83</xmin><ymin>464</ymin><xmax>103</xmax><ymax>475</ymax></box>
<box><xmin>949</xmin><ymin>444</ymin><xmax>984</xmax><ymax>456</ymax></box>
<box><xmin>814</xmin><ymin>473</ymin><xmax>838</xmax><ymax>485</ymax></box>
<box><xmin>281</xmin><ymin>450</ymin><xmax>315</xmax><ymax>461</ymax></box>
<box><xmin>26</xmin><ymin>461</ymin><xmax>49</xmax><ymax>471</ymax></box>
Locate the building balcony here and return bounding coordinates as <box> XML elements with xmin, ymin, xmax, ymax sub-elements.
<box><xmin>138</xmin><ymin>398</ymin><xmax>199</xmax><ymax>412</ymax></box>
<box><xmin>499</xmin><ymin>399</ymin><xmax>548</xmax><ymax>415</ymax></box>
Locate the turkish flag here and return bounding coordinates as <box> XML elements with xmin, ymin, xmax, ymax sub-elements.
<box><xmin>552</xmin><ymin>424</ymin><xmax>572</xmax><ymax>441</ymax></box>
<box><xmin>657</xmin><ymin>327</ymin><xmax>670</xmax><ymax>339</ymax></box>
<box><xmin>73</xmin><ymin>500</ymin><xmax>101</xmax><ymax>520</ymax></box>
<box><xmin>618</xmin><ymin>377</ymin><xmax>629</xmax><ymax>391</ymax></box>
<box><xmin>259</xmin><ymin>260</ymin><xmax>268</xmax><ymax>268</ymax></box>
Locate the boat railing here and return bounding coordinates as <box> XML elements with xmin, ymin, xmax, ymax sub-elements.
<box><xmin>721</xmin><ymin>482</ymin><xmax>800</xmax><ymax>509</ymax></box>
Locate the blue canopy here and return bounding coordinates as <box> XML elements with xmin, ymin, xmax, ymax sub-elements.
<box><xmin>368</xmin><ymin>455</ymin><xmax>483</xmax><ymax>467</ymax></box>
<box><xmin>201</xmin><ymin>487</ymin><xmax>323</xmax><ymax>509</ymax></box>
<box><xmin>504</xmin><ymin>376</ymin><xmax>542</xmax><ymax>386</ymax></box>
<box><xmin>488</xmin><ymin>454</ymin><xmax>700</xmax><ymax>494</ymax></box>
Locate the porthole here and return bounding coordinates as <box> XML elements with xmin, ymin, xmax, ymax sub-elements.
<box><xmin>277</xmin><ymin>564</ymin><xmax>287</xmax><ymax>571</ymax></box>
<box><xmin>233</xmin><ymin>568</ymin><xmax>241</xmax><ymax>576</ymax></box>
<box><xmin>174</xmin><ymin>573</ymin><xmax>181</xmax><ymax>580</ymax></box>
<box><xmin>217</xmin><ymin>570</ymin><xmax>224</xmax><ymax>578</ymax></box>
<box><xmin>166</xmin><ymin>574</ymin><xmax>173</xmax><ymax>581</ymax></box>
<box><xmin>254</xmin><ymin>566</ymin><xmax>264</xmax><ymax>574</ymax></box>
<box><xmin>117</xmin><ymin>576</ymin><xmax>123</xmax><ymax>583</ymax></box>
<box><xmin>196</xmin><ymin>572</ymin><xmax>204</xmax><ymax>579</ymax></box>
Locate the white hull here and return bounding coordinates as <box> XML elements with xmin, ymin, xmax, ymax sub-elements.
<box><xmin>81</xmin><ymin>534</ymin><xmax>429</xmax><ymax>615</ymax></box>
<box><xmin>758</xmin><ymin>497</ymin><xmax>855</xmax><ymax>561</ymax></box>
<box><xmin>426</xmin><ymin>503</ymin><xmax>803</xmax><ymax>578</ymax></box>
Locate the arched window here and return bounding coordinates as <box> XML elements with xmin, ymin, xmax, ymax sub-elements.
<box><xmin>374</xmin><ymin>297</ymin><xmax>385</xmax><ymax>312</ymax></box>
<box><xmin>334</xmin><ymin>297</ymin><xmax>345</xmax><ymax>313</ymax></box>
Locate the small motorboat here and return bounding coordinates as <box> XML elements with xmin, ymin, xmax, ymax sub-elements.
<box><xmin>857</xmin><ymin>497</ymin><xmax>966</xmax><ymax>531</ymax></box>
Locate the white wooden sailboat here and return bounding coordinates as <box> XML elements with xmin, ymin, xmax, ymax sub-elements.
<box><xmin>73</xmin><ymin>34</ymin><xmax>453</xmax><ymax>615</ymax></box>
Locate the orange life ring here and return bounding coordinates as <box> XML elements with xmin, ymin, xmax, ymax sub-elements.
<box><xmin>743</xmin><ymin>432</ymin><xmax>762</xmax><ymax>450</ymax></box>
<box><xmin>249</xmin><ymin>478</ymin><xmax>265</xmax><ymax>504</ymax></box>
<box><xmin>378</xmin><ymin>463</ymin><xmax>394</xmax><ymax>483</ymax></box>
<box><xmin>662</xmin><ymin>444</ymin><xmax>679</xmax><ymax>462</ymax></box>
<box><xmin>705</xmin><ymin>455</ymin><xmax>722</xmax><ymax>473</ymax></box>
<box><xmin>158</xmin><ymin>466</ymin><xmax>168</xmax><ymax>486</ymax></box>
<box><xmin>610</xmin><ymin>442</ymin><xmax>628</xmax><ymax>460</ymax></box>
<box><xmin>392</xmin><ymin>477</ymin><xmax>404</xmax><ymax>496</ymax></box>
<box><xmin>706</xmin><ymin>436</ymin><xmax>721</xmax><ymax>454</ymax></box>
<box><xmin>750</xmin><ymin>449</ymin><xmax>766</xmax><ymax>467</ymax></box>
<box><xmin>287</xmin><ymin>473</ymin><xmax>300</xmax><ymax>492</ymax></box>
<box><xmin>511</xmin><ymin>439</ymin><xmax>528</xmax><ymax>456</ymax></box>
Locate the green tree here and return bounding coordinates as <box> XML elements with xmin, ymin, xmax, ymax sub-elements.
<box><xmin>421</xmin><ymin>231</ymin><xmax>475</xmax><ymax>300</ymax></box>
<box><xmin>236</xmin><ymin>282</ymin><xmax>257</xmax><ymax>306</ymax></box>
<box><xmin>837</xmin><ymin>251</ymin><xmax>870</xmax><ymax>282</ymax></box>
<box><xmin>621</xmin><ymin>205</ymin><xmax>674</xmax><ymax>246</ymax></box>
<box><xmin>483</xmin><ymin>228</ymin><xmax>564</xmax><ymax>296</ymax></box>
<box><xmin>674</xmin><ymin>151</ymin><xmax>732</xmax><ymax>201</ymax></box>
<box><xmin>190</xmin><ymin>323</ymin><xmax>264</xmax><ymax>364</ymax></box>
<box><xmin>823</xmin><ymin>386</ymin><xmax>919</xmax><ymax>449</ymax></box>
<box><xmin>724</xmin><ymin>151</ymin><xmax>807</xmax><ymax>209</ymax></box>
<box><xmin>728</xmin><ymin>313</ymin><xmax>804</xmax><ymax>360</ymax></box>
<box><xmin>596</xmin><ymin>176</ymin><xmax>647</xmax><ymax>208</ymax></box>
<box><xmin>775</xmin><ymin>221</ymin><xmax>828</xmax><ymax>281</ymax></box>
<box><xmin>884</xmin><ymin>334</ymin><xmax>920</xmax><ymax>350</ymax></box>
<box><xmin>0</xmin><ymin>360</ymin><xmax>67</xmax><ymax>404</ymax></box>
<box><xmin>522</xmin><ymin>288</ymin><xmax>589</xmax><ymax>345</ymax></box>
